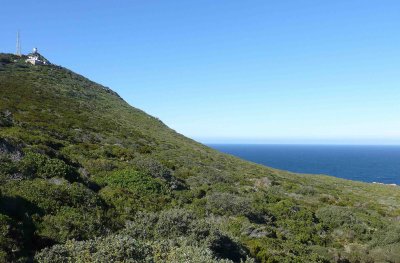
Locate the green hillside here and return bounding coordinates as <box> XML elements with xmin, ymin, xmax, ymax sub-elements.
<box><xmin>1</xmin><ymin>53</ymin><xmax>399</xmax><ymax>263</ymax></box>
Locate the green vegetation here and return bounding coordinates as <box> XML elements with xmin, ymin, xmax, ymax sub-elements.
<box><xmin>1</xmin><ymin>53</ymin><xmax>400</xmax><ymax>262</ymax></box>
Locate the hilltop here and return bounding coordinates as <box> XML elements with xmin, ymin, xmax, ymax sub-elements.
<box><xmin>0</xmin><ymin>53</ymin><xmax>399</xmax><ymax>263</ymax></box>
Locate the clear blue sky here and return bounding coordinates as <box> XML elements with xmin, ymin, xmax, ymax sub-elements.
<box><xmin>1</xmin><ymin>1</ymin><xmax>400</xmax><ymax>144</ymax></box>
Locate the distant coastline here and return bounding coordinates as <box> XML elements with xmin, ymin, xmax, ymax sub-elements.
<box><xmin>372</xmin><ymin>182</ymin><xmax>397</xmax><ymax>186</ymax></box>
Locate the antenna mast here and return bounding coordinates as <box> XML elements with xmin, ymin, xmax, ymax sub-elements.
<box><xmin>16</xmin><ymin>31</ymin><xmax>21</xmax><ymax>56</ymax></box>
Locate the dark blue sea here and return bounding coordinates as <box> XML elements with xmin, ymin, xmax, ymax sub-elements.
<box><xmin>208</xmin><ymin>144</ymin><xmax>400</xmax><ymax>185</ymax></box>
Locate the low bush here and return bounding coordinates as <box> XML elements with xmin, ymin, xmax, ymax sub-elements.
<box><xmin>103</xmin><ymin>169</ymin><xmax>167</xmax><ymax>194</ymax></box>
<box><xmin>1</xmin><ymin>179</ymin><xmax>103</xmax><ymax>214</ymax></box>
<box><xmin>123</xmin><ymin>208</ymin><xmax>249</xmax><ymax>262</ymax></box>
<box><xmin>369</xmin><ymin>223</ymin><xmax>400</xmax><ymax>247</ymax></box>
<box><xmin>98</xmin><ymin>169</ymin><xmax>171</xmax><ymax>219</ymax></box>
<box><xmin>39</xmin><ymin>206</ymin><xmax>105</xmax><ymax>243</ymax></box>
<box><xmin>245</xmin><ymin>238</ymin><xmax>330</xmax><ymax>263</ymax></box>
<box><xmin>205</xmin><ymin>192</ymin><xmax>251</xmax><ymax>216</ymax></box>
<box><xmin>164</xmin><ymin>243</ymin><xmax>245</xmax><ymax>263</ymax></box>
<box><xmin>0</xmin><ymin>110</ymin><xmax>13</xmax><ymax>127</ymax></box>
<box><xmin>35</xmin><ymin>234</ymin><xmax>153</xmax><ymax>263</ymax></box>
<box><xmin>20</xmin><ymin>152</ymin><xmax>79</xmax><ymax>181</ymax></box>
<box><xmin>315</xmin><ymin>205</ymin><xmax>384</xmax><ymax>242</ymax></box>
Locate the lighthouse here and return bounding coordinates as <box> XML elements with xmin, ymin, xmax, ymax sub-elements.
<box><xmin>25</xmin><ymin>48</ymin><xmax>49</xmax><ymax>65</ymax></box>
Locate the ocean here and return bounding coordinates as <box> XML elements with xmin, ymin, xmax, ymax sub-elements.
<box><xmin>208</xmin><ymin>144</ymin><xmax>400</xmax><ymax>185</ymax></box>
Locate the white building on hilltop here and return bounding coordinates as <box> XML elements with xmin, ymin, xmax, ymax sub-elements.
<box><xmin>26</xmin><ymin>48</ymin><xmax>48</xmax><ymax>65</ymax></box>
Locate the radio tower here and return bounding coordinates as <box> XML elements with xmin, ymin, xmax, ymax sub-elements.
<box><xmin>16</xmin><ymin>31</ymin><xmax>21</xmax><ymax>56</ymax></box>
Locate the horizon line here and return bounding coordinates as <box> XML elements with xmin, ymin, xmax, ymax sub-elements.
<box><xmin>204</xmin><ymin>143</ymin><xmax>400</xmax><ymax>146</ymax></box>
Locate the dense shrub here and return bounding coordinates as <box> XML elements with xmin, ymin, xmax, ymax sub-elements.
<box><xmin>369</xmin><ymin>223</ymin><xmax>400</xmax><ymax>247</ymax></box>
<box><xmin>98</xmin><ymin>169</ymin><xmax>171</xmax><ymax>219</ymax></box>
<box><xmin>123</xmin><ymin>209</ymin><xmax>249</xmax><ymax>262</ymax></box>
<box><xmin>164</xmin><ymin>244</ymin><xmax>238</xmax><ymax>263</ymax></box>
<box><xmin>296</xmin><ymin>185</ymin><xmax>317</xmax><ymax>196</ymax></box>
<box><xmin>205</xmin><ymin>192</ymin><xmax>251</xmax><ymax>216</ymax></box>
<box><xmin>101</xmin><ymin>145</ymin><xmax>136</xmax><ymax>160</ymax></box>
<box><xmin>35</xmin><ymin>233</ymin><xmax>255</xmax><ymax>263</ymax></box>
<box><xmin>99</xmin><ymin>185</ymin><xmax>171</xmax><ymax>220</ymax></box>
<box><xmin>369</xmin><ymin>243</ymin><xmax>400</xmax><ymax>263</ymax></box>
<box><xmin>130</xmin><ymin>156</ymin><xmax>187</xmax><ymax>190</ymax></box>
<box><xmin>264</xmin><ymin>200</ymin><xmax>326</xmax><ymax>245</ymax></box>
<box><xmin>0</xmin><ymin>179</ymin><xmax>107</xmax><ymax>252</ymax></box>
<box><xmin>35</xmin><ymin>234</ymin><xmax>153</xmax><ymax>263</ymax></box>
<box><xmin>105</xmin><ymin>169</ymin><xmax>167</xmax><ymax>194</ymax></box>
<box><xmin>123</xmin><ymin>209</ymin><xmax>194</xmax><ymax>240</ymax></box>
<box><xmin>19</xmin><ymin>152</ymin><xmax>47</xmax><ymax>178</ymax></box>
<box><xmin>39</xmin><ymin>207</ymin><xmax>105</xmax><ymax>242</ymax></box>
<box><xmin>245</xmin><ymin>238</ymin><xmax>330</xmax><ymax>263</ymax></box>
<box><xmin>0</xmin><ymin>110</ymin><xmax>13</xmax><ymax>127</ymax></box>
<box><xmin>316</xmin><ymin>206</ymin><xmax>360</xmax><ymax>228</ymax></box>
<box><xmin>155</xmin><ymin>208</ymin><xmax>195</xmax><ymax>238</ymax></box>
<box><xmin>39</xmin><ymin>159</ymin><xmax>71</xmax><ymax>179</ymax></box>
<box><xmin>367</xmin><ymin>223</ymin><xmax>400</xmax><ymax>262</ymax></box>
<box><xmin>0</xmin><ymin>157</ymin><xmax>19</xmax><ymax>179</ymax></box>
<box><xmin>84</xmin><ymin>158</ymin><xmax>117</xmax><ymax>173</ymax></box>
<box><xmin>20</xmin><ymin>152</ymin><xmax>79</xmax><ymax>181</ymax></box>
<box><xmin>132</xmin><ymin>156</ymin><xmax>172</xmax><ymax>180</ymax></box>
<box><xmin>2</xmin><ymin>179</ymin><xmax>103</xmax><ymax>214</ymax></box>
<box><xmin>315</xmin><ymin>206</ymin><xmax>383</xmax><ymax>242</ymax></box>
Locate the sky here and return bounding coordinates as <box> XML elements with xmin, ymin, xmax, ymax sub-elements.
<box><xmin>1</xmin><ymin>1</ymin><xmax>400</xmax><ymax>144</ymax></box>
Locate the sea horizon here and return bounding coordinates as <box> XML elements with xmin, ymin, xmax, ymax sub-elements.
<box><xmin>207</xmin><ymin>143</ymin><xmax>400</xmax><ymax>146</ymax></box>
<box><xmin>208</xmin><ymin>144</ymin><xmax>400</xmax><ymax>185</ymax></box>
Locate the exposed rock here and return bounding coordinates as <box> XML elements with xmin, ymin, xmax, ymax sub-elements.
<box><xmin>243</xmin><ymin>226</ymin><xmax>275</xmax><ymax>238</ymax></box>
<box><xmin>78</xmin><ymin>167</ymin><xmax>90</xmax><ymax>178</ymax></box>
<box><xmin>7</xmin><ymin>173</ymin><xmax>24</xmax><ymax>181</ymax></box>
<box><xmin>0</xmin><ymin>138</ymin><xmax>23</xmax><ymax>161</ymax></box>
<box><xmin>252</xmin><ymin>176</ymin><xmax>272</xmax><ymax>189</ymax></box>
<box><xmin>48</xmin><ymin>177</ymin><xmax>67</xmax><ymax>186</ymax></box>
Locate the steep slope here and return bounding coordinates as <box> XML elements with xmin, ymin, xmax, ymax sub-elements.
<box><xmin>1</xmin><ymin>53</ymin><xmax>399</xmax><ymax>263</ymax></box>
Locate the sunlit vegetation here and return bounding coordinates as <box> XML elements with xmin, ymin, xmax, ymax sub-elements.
<box><xmin>1</xmin><ymin>53</ymin><xmax>400</xmax><ymax>262</ymax></box>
